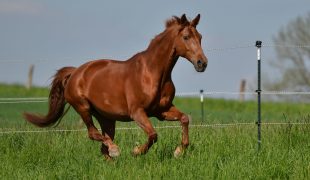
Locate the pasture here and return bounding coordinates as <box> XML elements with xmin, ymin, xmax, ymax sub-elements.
<box><xmin>1</xmin><ymin>84</ymin><xmax>310</xmax><ymax>179</ymax></box>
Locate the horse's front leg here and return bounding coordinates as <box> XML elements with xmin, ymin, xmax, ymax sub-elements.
<box><xmin>131</xmin><ymin>108</ymin><xmax>157</xmax><ymax>156</ymax></box>
<box><xmin>160</xmin><ymin>105</ymin><xmax>189</xmax><ymax>157</ymax></box>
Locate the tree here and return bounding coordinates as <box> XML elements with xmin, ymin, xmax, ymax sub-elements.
<box><xmin>266</xmin><ymin>13</ymin><xmax>310</xmax><ymax>98</ymax></box>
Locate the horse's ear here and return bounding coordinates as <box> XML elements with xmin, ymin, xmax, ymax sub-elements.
<box><xmin>180</xmin><ymin>14</ymin><xmax>189</xmax><ymax>26</ymax></box>
<box><xmin>191</xmin><ymin>14</ymin><xmax>200</xmax><ymax>28</ymax></box>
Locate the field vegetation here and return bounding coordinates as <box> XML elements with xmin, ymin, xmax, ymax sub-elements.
<box><xmin>1</xmin><ymin>84</ymin><xmax>310</xmax><ymax>179</ymax></box>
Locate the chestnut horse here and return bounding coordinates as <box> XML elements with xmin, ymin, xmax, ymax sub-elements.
<box><xmin>24</xmin><ymin>14</ymin><xmax>208</xmax><ymax>159</ymax></box>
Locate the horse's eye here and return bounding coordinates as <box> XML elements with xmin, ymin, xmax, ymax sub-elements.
<box><xmin>183</xmin><ymin>36</ymin><xmax>189</xmax><ymax>40</ymax></box>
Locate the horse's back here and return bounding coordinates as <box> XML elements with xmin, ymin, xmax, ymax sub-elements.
<box><xmin>65</xmin><ymin>59</ymin><xmax>133</xmax><ymax>119</ymax></box>
<box><xmin>67</xmin><ymin>59</ymin><xmax>128</xmax><ymax>89</ymax></box>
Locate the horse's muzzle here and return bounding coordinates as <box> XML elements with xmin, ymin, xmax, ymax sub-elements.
<box><xmin>194</xmin><ymin>59</ymin><xmax>207</xmax><ymax>72</ymax></box>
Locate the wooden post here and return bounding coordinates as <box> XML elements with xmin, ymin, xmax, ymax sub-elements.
<box><xmin>26</xmin><ymin>64</ymin><xmax>34</xmax><ymax>89</ymax></box>
<box><xmin>239</xmin><ymin>79</ymin><xmax>246</xmax><ymax>102</ymax></box>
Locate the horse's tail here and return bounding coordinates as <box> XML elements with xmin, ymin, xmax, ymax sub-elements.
<box><xmin>23</xmin><ymin>67</ymin><xmax>76</xmax><ymax>127</ymax></box>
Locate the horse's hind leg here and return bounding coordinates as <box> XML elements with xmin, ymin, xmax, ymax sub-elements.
<box><xmin>93</xmin><ymin>114</ymin><xmax>120</xmax><ymax>159</ymax></box>
<box><xmin>71</xmin><ymin>99</ymin><xmax>104</xmax><ymax>142</ymax></box>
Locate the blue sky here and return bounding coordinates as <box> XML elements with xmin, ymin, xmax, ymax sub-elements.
<box><xmin>0</xmin><ymin>0</ymin><xmax>309</xmax><ymax>94</ymax></box>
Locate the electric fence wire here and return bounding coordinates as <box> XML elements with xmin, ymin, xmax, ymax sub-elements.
<box><xmin>0</xmin><ymin>43</ymin><xmax>309</xmax><ymax>63</ymax></box>
<box><xmin>1</xmin><ymin>122</ymin><xmax>310</xmax><ymax>134</ymax></box>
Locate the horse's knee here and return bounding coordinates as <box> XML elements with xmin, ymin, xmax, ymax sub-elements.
<box><xmin>180</xmin><ymin>114</ymin><xmax>189</xmax><ymax>125</ymax></box>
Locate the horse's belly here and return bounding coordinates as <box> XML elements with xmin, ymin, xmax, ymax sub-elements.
<box><xmin>90</xmin><ymin>95</ymin><xmax>129</xmax><ymax>114</ymax></box>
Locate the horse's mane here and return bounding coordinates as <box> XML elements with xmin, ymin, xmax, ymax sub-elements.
<box><xmin>165</xmin><ymin>16</ymin><xmax>180</xmax><ymax>28</ymax></box>
<box><xmin>146</xmin><ymin>16</ymin><xmax>180</xmax><ymax>50</ymax></box>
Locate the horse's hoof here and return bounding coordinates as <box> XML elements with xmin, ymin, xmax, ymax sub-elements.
<box><xmin>174</xmin><ymin>146</ymin><xmax>184</xmax><ymax>158</ymax></box>
<box><xmin>132</xmin><ymin>145</ymin><xmax>148</xmax><ymax>156</ymax></box>
<box><xmin>104</xmin><ymin>154</ymin><xmax>113</xmax><ymax>161</ymax></box>
<box><xmin>132</xmin><ymin>146</ymin><xmax>141</xmax><ymax>156</ymax></box>
<box><xmin>108</xmin><ymin>145</ymin><xmax>120</xmax><ymax>157</ymax></box>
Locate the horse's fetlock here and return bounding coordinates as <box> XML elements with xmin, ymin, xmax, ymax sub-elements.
<box><xmin>149</xmin><ymin>133</ymin><xmax>158</xmax><ymax>143</ymax></box>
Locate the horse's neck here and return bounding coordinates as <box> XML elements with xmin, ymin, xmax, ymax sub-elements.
<box><xmin>143</xmin><ymin>32</ymin><xmax>178</xmax><ymax>80</ymax></box>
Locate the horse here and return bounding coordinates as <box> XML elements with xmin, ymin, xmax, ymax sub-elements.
<box><xmin>24</xmin><ymin>14</ymin><xmax>208</xmax><ymax>159</ymax></box>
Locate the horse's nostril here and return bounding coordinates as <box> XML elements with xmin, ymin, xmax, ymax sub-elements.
<box><xmin>197</xmin><ymin>60</ymin><xmax>202</xmax><ymax>65</ymax></box>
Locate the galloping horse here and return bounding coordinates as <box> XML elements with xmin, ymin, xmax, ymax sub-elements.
<box><xmin>24</xmin><ymin>14</ymin><xmax>208</xmax><ymax>159</ymax></box>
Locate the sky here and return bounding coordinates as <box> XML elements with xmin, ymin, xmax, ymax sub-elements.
<box><xmin>0</xmin><ymin>0</ymin><xmax>309</xmax><ymax>96</ymax></box>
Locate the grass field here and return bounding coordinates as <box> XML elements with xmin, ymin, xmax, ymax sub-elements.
<box><xmin>1</xmin><ymin>84</ymin><xmax>310</xmax><ymax>179</ymax></box>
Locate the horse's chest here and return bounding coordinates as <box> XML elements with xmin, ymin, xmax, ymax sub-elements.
<box><xmin>145</xmin><ymin>79</ymin><xmax>175</xmax><ymax>110</ymax></box>
<box><xmin>157</xmin><ymin>82</ymin><xmax>175</xmax><ymax>109</ymax></box>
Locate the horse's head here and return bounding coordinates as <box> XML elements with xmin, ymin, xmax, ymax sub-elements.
<box><xmin>170</xmin><ymin>14</ymin><xmax>208</xmax><ymax>72</ymax></box>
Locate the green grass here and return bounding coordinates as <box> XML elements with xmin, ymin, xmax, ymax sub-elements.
<box><xmin>1</xmin><ymin>84</ymin><xmax>310</xmax><ymax>179</ymax></box>
<box><xmin>0</xmin><ymin>83</ymin><xmax>49</xmax><ymax>97</ymax></box>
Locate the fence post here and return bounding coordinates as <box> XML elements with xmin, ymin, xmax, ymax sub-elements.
<box><xmin>239</xmin><ymin>79</ymin><xmax>246</xmax><ymax>102</ymax></box>
<box><xmin>26</xmin><ymin>64</ymin><xmax>35</xmax><ymax>90</ymax></box>
<box><xmin>256</xmin><ymin>41</ymin><xmax>262</xmax><ymax>150</ymax></box>
<box><xmin>200</xmin><ymin>89</ymin><xmax>204</xmax><ymax>121</ymax></box>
